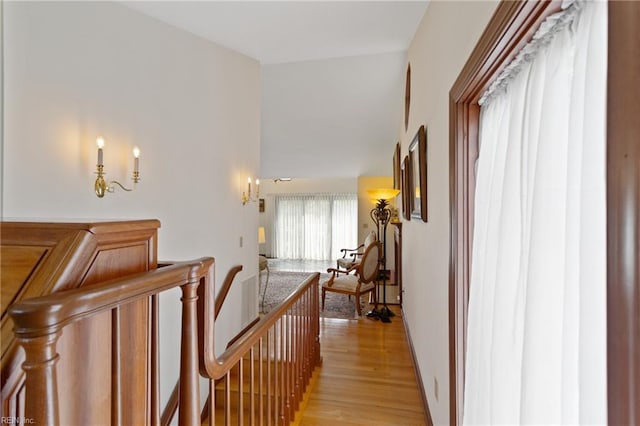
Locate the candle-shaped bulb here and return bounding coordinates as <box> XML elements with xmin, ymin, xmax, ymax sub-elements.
<box><xmin>256</xmin><ymin>179</ymin><xmax>260</xmax><ymax>186</ymax></box>
<box><xmin>132</xmin><ymin>146</ymin><xmax>140</xmax><ymax>176</ymax></box>
<box><xmin>96</xmin><ymin>137</ymin><xmax>105</xmax><ymax>166</ymax></box>
<box><xmin>256</xmin><ymin>179</ymin><xmax>260</xmax><ymax>197</ymax></box>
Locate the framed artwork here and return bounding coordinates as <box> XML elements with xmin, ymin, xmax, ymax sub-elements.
<box><xmin>393</xmin><ymin>142</ymin><xmax>401</xmax><ymax>190</ymax></box>
<box><xmin>408</xmin><ymin>125</ymin><xmax>428</xmax><ymax>222</ymax></box>
<box><xmin>259</xmin><ymin>198</ymin><xmax>265</xmax><ymax>213</ymax></box>
<box><xmin>402</xmin><ymin>155</ymin><xmax>411</xmax><ymax>221</ymax></box>
<box><xmin>404</xmin><ymin>63</ymin><xmax>411</xmax><ymax>132</ymax></box>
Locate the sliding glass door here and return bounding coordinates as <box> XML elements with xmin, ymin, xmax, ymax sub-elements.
<box><xmin>274</xmin><ymin>194</ymin><xmax>357</xmax><ymax>261</ymax></box>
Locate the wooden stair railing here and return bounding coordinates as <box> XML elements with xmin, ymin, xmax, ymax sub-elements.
<box><xmin>161</xmin><ymin>265</ymin><xmax>244</xmax><ymax>426</ymax></box>
<box><xmin>1</xmin><ymin>219</ymin><xmax>161</xmax><ymax>420</ymax></box>
<box><xmin>198</xmin><ymin>272</ymin><xmax>322</xmax><ymax>426</ymax></box>
<box><xmin>9</xmin><ymin>256</ymin><xmax>321</xmax><ymax>426</ymax></box>
<box><xmin>8</xmin><ymin>257</ymin><xmax>214</xmax><ymax>426</ymax></box>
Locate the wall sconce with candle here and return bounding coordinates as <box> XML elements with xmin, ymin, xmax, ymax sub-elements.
<box><xmin>94</xmin><ymin>136</ymin><xmax>141</xmax><ymax>198</ymax></box>
<box><xmin>242</xmin><ymin>177</ymin><xmax>260</xmax><ymax>205</ymax></box>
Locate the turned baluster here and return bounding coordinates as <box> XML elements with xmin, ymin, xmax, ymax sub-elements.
<box><xmin>18</xmin><ymin>331</ymin><xmax>62</xmax><ymax>426</ymax></box>
<box><xmin>178</xmin><ymin>279</ymin><xmax>200</xmax><ymax>426</ymax></box>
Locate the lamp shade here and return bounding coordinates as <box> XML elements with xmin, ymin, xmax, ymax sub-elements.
<box><xmin>258</xmin><ymin>227</ymin><xmax>266</xmax><ymax>244</ymax></box>
<box><xmin>367</xmin><ymin>188</ymin><xmax>400</xmax><ymax>201</ymax></box>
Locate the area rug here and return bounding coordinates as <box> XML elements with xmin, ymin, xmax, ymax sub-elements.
<box><xmin>260</xmin><ymin>271</ymin><xmax>368</xmax><ymax>320</ymax></box>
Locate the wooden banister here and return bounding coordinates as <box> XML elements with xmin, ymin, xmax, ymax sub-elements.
<box><xmin>162</xmin><ymin>264</ymin><xmax>244</xmax><ymax>426</ymax></box>
<box><xmin>19</xmin><ymin>331</ymin><xmax>61</xmax><ymax>426</ymax></box>
<box><xmin>214</xmin><ymin>265</ymin><xmax>244</xmax><ymax>318</ymax></box>
<box><xmin>10</xmin><ymin>255</ymin><xmax>321</xmax><ymax>425</ymax></box>
<box><xmin>10</xmin><ymin>259</ymin><xmax>212</xmax><ymax>337</ymax></box>
<box><xmin>199</xmin><ymin>273</ymin><xmax>320</xmax><ymax>380</ymax></box>
<box><xmin>8</xmin><ymin>257</ymin><xmax>214</xmax><ymax>426</ymax></box>
<box><xmin>178</xmin><ymin>278</ymin><xmax>201</xmax><ymax>426</ymax></box>
<box><xmin>198</xmin><ymin>272</ymin><xmax>322</xmax><ymax>425</ymax></box>
<box><xmin>1</xmin><ymin>219</ymin><xmax>161</xmax><ymax>423</ymax></box>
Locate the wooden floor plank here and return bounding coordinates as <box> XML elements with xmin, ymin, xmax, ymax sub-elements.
<box><xmin>296</xmin><ymin>306</ymin><xmax>427</xmax><ymax>425</ymax></box>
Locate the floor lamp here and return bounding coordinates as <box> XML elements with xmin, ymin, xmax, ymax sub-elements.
<box><xmin>366</xmin><ymin>188</ymin><xmax>400</xmax><ymax>323</ymax></box>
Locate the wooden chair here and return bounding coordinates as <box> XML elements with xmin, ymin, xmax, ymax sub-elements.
<box><xmin>336</xmin><ymin>230</ymin><xmax>377</xmax><ymax>271</ymax></box>
<box><xmin>323</xmin><ymin>241</ymin><xmax>381</xmax><ymax>317</ymax></box>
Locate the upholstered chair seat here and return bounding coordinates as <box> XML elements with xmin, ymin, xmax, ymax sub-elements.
<box><xmin>323</xmin><ymin>241</ymin><xmax>381</xmax><ymax>317</ymax></box>
<box><xmin>336</xmin><ymin>231</ymin><xmax>377</xmax><ymax>270</ymax></box>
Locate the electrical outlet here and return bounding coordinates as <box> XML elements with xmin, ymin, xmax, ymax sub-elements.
<box><xmin>434</xmin><ymin>377</ymin><xmax>439</xmax><ymax>401</ymax></box>
<box><xmin>240</xmin><ymin>236</ymin><xmax>243</xmax><ymax>248</ymax></box>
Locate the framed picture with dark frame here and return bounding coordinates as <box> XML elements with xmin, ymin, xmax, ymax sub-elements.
<box><xmin>393</xmin><ymin>142</ymin><xmax>401</xmax><ymax>190</ymax></box>
<box><xmin>402</xmin><ymin>155</ymin><xmax>411</xmax><ymax>221</ymax></box>
<box><xmin>408</xmin><ymin>125</ymin><xmax>428</xmax><ymax>222</ymax></box>
<box><xmin>404</xmin><ymin>63</ymin><xmax>411</xmax><ymax>132</ymax></box>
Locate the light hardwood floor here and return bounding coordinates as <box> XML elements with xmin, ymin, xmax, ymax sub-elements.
<box><xmin>295</xmin><ymin>306</ymin><xmax>427</xmax><ymax>425</ymax></box>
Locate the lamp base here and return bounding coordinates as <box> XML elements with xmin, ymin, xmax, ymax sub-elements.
<box><xmin>366</xmin><ymin>305</ymin><xmax>395</xmax><ymax>323</ymax></box>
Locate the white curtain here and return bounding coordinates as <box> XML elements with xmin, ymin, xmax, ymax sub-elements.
<box><xmin>464</xmin><ymin>1</ymin><xmax>607</xmax><ymax>424</ymax></box>
<box><xmin>274</xmin><ymin>194</ymin><xmax>357</xmax><ymax>261</ymax></box>
<box><xmin>331</xmin><ymin>194</ymin><xmax>358</xmax><ymax>259</ymax></box>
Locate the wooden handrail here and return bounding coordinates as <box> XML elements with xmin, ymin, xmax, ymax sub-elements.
<box><xmin>199</xmin><ymin>272</ymin><xmax>320</xmax><ymax>380</ymax></box>
<box><xmin>9</xmin><ymin>256</ymin><xmax>320</xmax><ymax>425</ymax></box>
<box><xmin>198</xmin><ymin>272</ymin><xmax>321</xmax><ymax>425</ymax></box>
<box><xmin>161</xmin><ymin>264</ymin><xmax>243</xmax><ymax>426</ymax></box>
<box><xmin>8</xmin><ymin>257</ymin><xmax>215</xmax><ymax>426</ymax></box>
<box><xmin>214</xmin><ymin>265</ymin><xmax>244</xmax><ymax>318</ymax></box>
<box><xmin>10</xmin><ymin>259</ymin><xmax>213</xmax><ymax>337</ymax></box>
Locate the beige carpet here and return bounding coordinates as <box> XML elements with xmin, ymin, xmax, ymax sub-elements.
<box><xmin>260</xmin><ymin>271</ymin><xmax>367</xmax><ymax>320</ymax></box>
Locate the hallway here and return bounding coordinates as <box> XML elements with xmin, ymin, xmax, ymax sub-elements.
<box><xmin>296</xmin><ymin>307</ymin><xmax>427</xmax><ymax>425</ymax></box>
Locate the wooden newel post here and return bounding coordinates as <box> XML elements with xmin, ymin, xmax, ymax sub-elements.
<box><xmin>178</xmin><ymin>279</ymin><xmax>200</xmax><ymax>426</ymax></box>
<box><xmin>19</xmin><ymin>331</ymin><xmax>62</xmax><ymax>426</ymax></box>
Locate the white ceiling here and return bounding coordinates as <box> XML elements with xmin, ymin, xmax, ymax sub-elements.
<box><xmin>122</xmin><ymin>1</ymin><xmax>428</xmax><ymax>64</ymax></box>
<box><xmin>122</xmin><ymin>1</ymin><xmax>429</xmax><ymax>178</ymax></box>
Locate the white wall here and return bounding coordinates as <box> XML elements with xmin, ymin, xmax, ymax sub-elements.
<box><xmin>399</xmin><ymin>2</ymin><xmax>498</xmax><ymax>424</ymax></box>
<box><xmin>3</xmin><ymin>1</ymin><xmax>260</xmax><ymax>411</ymax></box>
<box><xmin>261</xmin><ymin>52</ymin><xmax>405</xmax><ymax>178</ymax></box>
<box><xmin>258</xmin><ymin>178</ymin><xmax>357</xmax><ymax>257</ymax></box>
<box><xmin>0</xmin><ymin>0</ymin><xmax>3</xmax><ymax>210</ymax></box>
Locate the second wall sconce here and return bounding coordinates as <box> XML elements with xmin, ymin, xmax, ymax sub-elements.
<box><xmin>242</xmin><ymin>177</ymin><xmax>260</xmax><ymax>205</ymax></box>
<box><xmin>94</xmin><ymin>136</ymin><xmax>141</xmax><ymax>198</ymax></box>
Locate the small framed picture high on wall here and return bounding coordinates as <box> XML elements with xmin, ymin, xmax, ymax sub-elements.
<box><xmin>408</xmin><ymin>125</ymin><xmax>428</xmax><ymax>222</ymax></box>
<box><xmin>402</xmin><ymin>155</ymin><xmax>411</xmax><ymax>221</ymax></box>
<box><xmin>393</xmin><ymin>142</ymin><xmax>401</xmax><ymax>190</ymax></box>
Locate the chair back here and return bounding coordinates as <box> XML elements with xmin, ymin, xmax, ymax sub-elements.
<box><xmin>363</xmin><ymin>230</ymin><xmax>377</xmax><ymax>248</ymax></box>
<box><xmin>359</xmin><ymin>241</ymin><xmax>381</xmax><ymax>283</ymax></box>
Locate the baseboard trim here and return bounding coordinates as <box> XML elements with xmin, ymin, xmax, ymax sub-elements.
<box><xmin>402</xmin><ymin>311</ymin><xmax>434</xmax><ymax>426</ymax></box>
